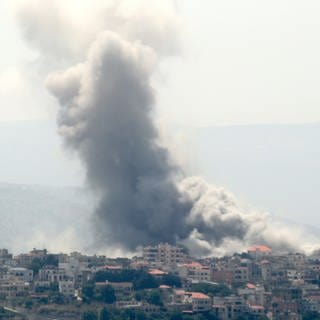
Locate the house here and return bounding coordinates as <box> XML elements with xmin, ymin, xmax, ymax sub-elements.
<box><xmin>8</xmin><ymin>267</ymin><xmax>33</xmax><ymax>282</ymax></box>
<box><xmin>186</xmin><ymin>292</ymin><xmax>211</xmax><ymax>312</ymax></box>
<box><xmin>213</xmin><ymin>296</ymin><xmax>247</xmax><ymax>320</ymax></box>
<box><xmin>170</xmin><ymin>290</ymin><xmax>211</xmax><ymax>313</ymax></box>
<box><xmin>96</xmin><ymin>281</ymin><xmax>133</xmax><ymax>300</ymax></box>
<box><xmin>248</xmin><ymin>245</ymin><xmax>272</xmax><ymax>259</ymax></box>
<box><xmin>59</xmin><ymin>280</ymin><xmax>75</xmax><ymax>296</ymax></box>
<box><xmin>178</xmin><ymin>262</ymin><xmax>211</xmax><ymax>282</ymax></box>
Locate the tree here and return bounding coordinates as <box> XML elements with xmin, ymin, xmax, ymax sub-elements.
<box><xmin>24</xmin><ymin>299</ymin><xmax>33</xmax><ymax>309</ymax></box>
<box><xmin>31</xmin><ymin>257</ymin><xmax>45</xmax><ymax>275</ymax></box>
<box><xmin>302</xmin><ymin>311</ymin><xmax>320</xmax><ymax>320</ymax></box>
<box><xmin>82</xmin><ymin>311</ymin><xmax>98</xmax><ymax>320</ymax></box>
<box><xmin>96</xmin><ymin>285</ymin><xmax>116</xmax><ymax>304</ymax></box>
<box><xmin>190</xmin><ymin>283</ymin><xmax>232</xmax><ymax>297</ymax></box>
<box><xmin>44</xmin><ymin>254</ymin><xmax>59</xmax><ymax>266</ymax></box>
<box><xmin>134</xmin><ymin>273</ymin><xmax>158</xmax><ymax>290</ymax></box>
<box><xmin>146</xmin><ymin>290</ymin><xmax>162</xmax><ymax>306</ymax></box>
<box><xmin>170</xmin><ymin>311</ymin><xmax>183</xmax><ymax>320</ymax></box>
<box><xmin>82</xmin><ymin>283</ymin><xmax>95</xmax><ymax>302</ymax></box>
<box><xmin>99</xmin><ymin>307</ymin><xmax>110</xmax><ymax>320</ymax></box>
<box><xmin>135</xmin><ymin>311</ymin><xmax>147</xmax><ymax>320</ymax></box>
<box><xmin>51</xmin><ymin>293</ymin><xmax>65</xmax><ymax>304</ymax></box>
<box><xmin>161</xmin><ymin>274</ymin><xmax>182</xmax><ymax>288</ymax></box>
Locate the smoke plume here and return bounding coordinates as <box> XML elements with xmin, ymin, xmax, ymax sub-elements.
<box><xmin>17</xmin><ymin>0</ymin><xmax>319</xmax><ymax>255</ymax></box>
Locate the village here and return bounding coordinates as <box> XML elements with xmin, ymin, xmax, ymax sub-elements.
<box><xmin>0</xmin><ymin>244</ymin><xmax>320</xmax><ymax>319</ymax></box>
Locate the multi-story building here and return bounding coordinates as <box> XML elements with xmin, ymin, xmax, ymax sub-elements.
<box><xmin>38</xmin><ymin>266</ymin><xmax>67</xmax><ymax>282</ymax></box>
<box><xmin>8</xmin><ymin>267</ymin><xmax>33</xmax><ymax>282</ymax></box>
<box><xmin>0</xmin><ymin>281</ymin><xmax>30</xmax><ymax>298</ymax></box>
<box><xmin>59</xmin><ymin>280</ymin><xmax>75</xmax><ymax>297</ymax></box>
<box><xmin>248</xmin><ymin>245</ymin><xmax>272</xmax><ymax>259</ymax></box>
<box><xmin>143</xmin><ymin>243</ymin><xmax>188</xmax><ymax>266</ymax></box>
<box><xmin>14</xmin><ymin>248</ymin><xmax>47</xmax><ymax>267</ymax></box>
<box><xmin>213</xmin><ymin>296</ymin><xmax>247</xmax><ymax>320</ymax></box>
<box><xmin>0</xmin><ymin>249</ymin><xmax>13</xmax><ymax>266</ymax></box>
<box><xmin>97</xmin><ymin>281</ymin><xmax>133</xmax><ymax>300</ymax></box>
<box><xmin>59</xmin><ymin>255</ymin><xmax>89</xmax><ymax>286</ymax></box>
<box><xmin>185</xmin><ymin>292</ymin><xmax>211</xmax><ymax>312</ymax></box>
<box><xmin>178</xmin><ymin>262</ymin><xmax>211</xmax><ymax>282</ymax></box>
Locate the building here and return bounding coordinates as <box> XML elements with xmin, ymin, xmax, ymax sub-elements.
<box><xmin>213</xmin><ymin>296</ymin><xmax>247</xmax><ymax>320</ymax></box>
<box><xmin>0</xmin><ymin>281</ymin><xmax>30</xmax><ymax>298</ymax></box>
<box><xmin>143</xmin><ymin>243</ymin><xmax>188</xmax><ymax>266</ymax></box>
<box><xmin>186</xmin><ymin>292</ymin><xmax>211</xmax><ymax>312</ymax></box>
<box><xmin>14</xmin><ymin>248</ymin><xmax>47</xmax><ymax>267</ymax></box>
<box><xmin>38</xmin><ymin>266</ymin><xmax>67</xmax><ymax>283</ymax></box>
<box><xmin>8</xmin><ymin>267</ymin><xmax>33</xmax><ymax>282</ymax></box>
<box><xmin>59</xmin><ymin>255</ymin><xmax>89</xmax><ymax>287</ymax></box>
<box><xmin>0</xmin><ymin>249</ymin><xmax>13</xmax><ymax>266</ymax></box>
<box><xmin>101</xmin><ymin>281</ymin><xmax>133</xmax><ymax>300</ymax></box>
<box><xmin>248</xmin><ymin>245</ymin><xmax>272</xmax><ymax>259</ymax></box>
<box><xmin>170</xmin><ymin>290</ymin><xmax>211</xmax><ymax>313</ymax></box>
<box><xmin>178</xmin><ymin>262</ymin><xmax>211</xmax><ymax>282</ymax></box>
<box><xmin>59</xmin><ymin>280</ymin><xmax>75</xmax><ymax>296</ymax></box>
<box><xmin>233</xmin><ymin>266</ymin><xmax>249</xmax><ymax>283</ymax></box>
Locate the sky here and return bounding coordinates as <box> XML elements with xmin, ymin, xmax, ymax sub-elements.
<box><xmin>2</xmin><ymin>0</ymin><xmax>320</xmax><ymax>125</ymax></box>
<box><xmin>1</xmin><ymin>0</ymin><xmax>320</xmax><ymax>227</ymax></box>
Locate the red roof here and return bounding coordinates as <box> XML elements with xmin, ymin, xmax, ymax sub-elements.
<box><xmin>246</xmin><ymin>283</ymin><xmax>256</xmax><ymax>289</ymax></box>
<box><xmin>148</xmin><ymin>269</ymin><xmax>167</xmax><ymax>276</ymax></box>
<box><xmin>103</xmin><ymin>265</ymin><xmax>122</xmax><ymax>270</ymax></box>
<box><xmin>174</xmin><ymin>289</ymin><xmax>185</xmax><ymax>295</ymax></box>
<box><xmin>159</xmin><ymin>285</ymin><xmax>171</xmax><ymax>289</ymax></box>
<box><xmin>248</xmin><ymin>245</ymin><xmax>271</xmax><ymax>253</ymax></box>
<box><xmin>189</xmin><ymin>292</ymin><xmax>210</xmax><ymax>300</ymax></box>
<box><xmin>250</xmin><ymin>305</ymin><xmax>264</xmax><ymax>310</ymax></box>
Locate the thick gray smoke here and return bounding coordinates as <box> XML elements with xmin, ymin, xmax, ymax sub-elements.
<box><xmin>17</xmin><ymin>0</ymin><xmax>320</xmax><ymax>255</ymax></box>
<box><xmin>46</xmin><ymin>32</ymin><xmax>250</xmax><ymax>252</ymax></box>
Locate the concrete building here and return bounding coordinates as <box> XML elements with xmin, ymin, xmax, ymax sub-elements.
<box><xmin>143</xmin><ymin>243</ymin><xmax>188</xmax><ymax>266</ymax></box>
<box><xmin>178</xmin><ymin>262</ymin><xmax>211</xmax><ymax>282</ymax></box>
<box><xmin>8</xmin><ymin>267</ymin><xmax>33</xmax><ymax>282</ymax></box>
<box><xmin>170</xmin><ymin>289</ymin><xmax>211</xmax><ymax>313</ymax></box>
<box><xmin>0</xmin><ymin>249</ymin><xmax>13</xmax><ymax>266</ymax></box>
<box><xmin>38</xmin><ymin>266</ymin><xmax>67</xmax><ymax>282</ymax></box>
<box><xmin>186</xmin><ymin>292</ymin><xmax>211</xmax><ymax>312</ymax></box>
<box><xmin>248</xmin><ymin>245</ymin><xmax>272</xmax><ymax>259</ymax></box>
<box><xmin>59</xmin><ymin>280</ymin><xmax>75</xmax><ymax>296</ymax></box>
<box><xmin>213</xmin><ymin>296</ymin><xmax>247</xmax><ymax>320</ymax></box>
<box><xmin>233</xmin><ymin>266</ymin><xmax>249</xmax><ymax>283</ymax></box>
<box><xmin>59</xmin><ymin>255</ymin><xmax>89</xmax><ymax>286</ymax></box>
<box><xmin>0</xmin><ymin>281</ymin><xmax>30</xmax><ymax>298</ymax></box>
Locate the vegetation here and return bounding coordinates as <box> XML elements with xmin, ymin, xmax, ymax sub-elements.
<box><xmin>302</xmin><ymin>311</ymin><xmax>320</xmax><ymax>320</ymax></box>
<box><xmin>82</xmin><ymin>283</ymin><xmax>116</xmax><ymax>304</ymax></box>
<box><xmin>189</xmin><ymin>283</ymin><xmax>233</xmax><ymax>297</ymax></box>
<box><xmin>94</xmin><ymin>269</ymin><xmax>181</xmax><ymax>290</ymax></box>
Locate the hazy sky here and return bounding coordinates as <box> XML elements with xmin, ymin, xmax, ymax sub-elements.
<box><xmin>1</xmin><ymin>0</ymin><xmax>320</xmax><ymax>227</ymax></box>
<box><xmin>1</xmin><ymin>0</ymin><xmax>320</xmax><ymax>125</ymax></box>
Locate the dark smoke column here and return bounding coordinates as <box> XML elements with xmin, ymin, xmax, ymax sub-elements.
<box><xmin>47</xmin><ymin>32</ymin><xmax>193</xmax><ymax>250</ymax></box>
<box><xmin>18</xmin><ymin>1</ymin><xmax>314</xmax><ymax>255</ymax></box>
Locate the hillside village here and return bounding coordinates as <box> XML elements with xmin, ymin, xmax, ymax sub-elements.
<box><xmin>1</xmin><ymin>244</ymin><xmax>320</xmax><ymax>319</ymax></box>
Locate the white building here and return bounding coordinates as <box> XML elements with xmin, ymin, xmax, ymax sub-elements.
<box><xmin>38</xmin><ymin>266</ymin><xmax>67</xmax><ymax>282</ymax></box>
<box><xmin>186</xmin><ymin>292</ymin><xmax>211</xmax><ymax>312</ymax></box>
<box><xmin>178</xmin><ymin>262</ymin><xmax>211</xmax><ymax>282</ymax></box>
<box><xmin>59</xmin><ymin>280</ymin><xmax>75</xmax><ymax>296</ymax></box>
<box><xmin>143</xmin><ymin>243</ymin><xmax>188</xmax><ymax>266</ymax></box>
<box><xmin>9</xmin><ymin>267</ymin><xmax>33</xmax><ymax>282</ymax></box>
<box><xmin>59</xmin><ymin>256</ymin><xmax>89</xmax><ymax>279</ymax></box>
<box><xmin>171</xmin><ymin>289</ymin><xmax>211</xmax><ymax>313</ymax></box>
